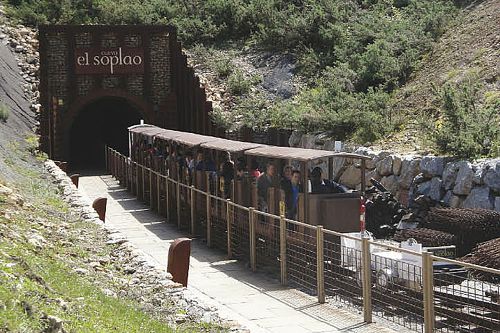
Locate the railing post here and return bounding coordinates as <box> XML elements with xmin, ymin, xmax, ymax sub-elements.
<box><xmin>361</xmin><ymin>236</ymin><xmax>373</xmax><ymax>323</ymax></box>
<box><xmin>226</xmin><ymin>199</ymin><xmax>232</xmax><ymax>258</ymax></box>
<box><xmin>165</xmin><ymin>176</ymin><xmax>170</xmax><ymax>222</ymax></box>
<box><xmin>104</xmin><ymin>145</ymin><xmax>108</xmax><ymax>172</ymax></box>
<box><xmin>135</xmin><ymin>163</ymin><xmax>140</xmax><ymax>198</ymax></box>
<box><xmin>141</xmin><ymin>166</ymin><xmax>145</xmax><ymax>201</ymax></box>
<box><xmin>316</xmin><ymin>225</ymin><xmax>325</xmax><ymax>304</ymax></box>
<box><xmin>124</xmin><ymin>158</ymin><xmax>127</xmax><ymax>185</ymax></box>
<box><xmin>156</xmin><ymin>172</ymin><xmax>161</xmax><ymax>214</ymax></box>
<box><xmin>206</xmin><ymin>193</ymin><xmax>212</xmax><ymax>247</ymax></box>
<box><xmin>249</xmin><ymin>207</ymin><xmax>256</xmax><ymax>272</ymax></box>
<box><xmin>190</xmin><ymin>186</ymin><xmax>196</xmax><ymax>236</ymax></box>
<box><xmin>176</xmin><ymin>181</ymin><xmax>181</xmax><ymax>229</ymax></box>
<box><xmin>149</xmin><ymin>168</ymin><xmax>153</xmax><ymax>207</ymax></box>
<box><xmin>422</xmin><ymin>251</ymin><xmax>435</xmax><ymax>333</ymax></box>
<box><xmin>280</xmin><ymin>215</ymin><xmax>287</xmax><ymax>285</ymax></box>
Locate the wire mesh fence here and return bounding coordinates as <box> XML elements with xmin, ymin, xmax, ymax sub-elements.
<box><xmin>286</xmin><ymin>226</ymin><xmax>317</xmax><ymax>295</ymax></box>
<box><xmin>323</xmin><ymin>234</ymin><xmax>363</xmax><ymax>308</ymax></box>
<box><xmin>106</xmin><ymin>148</ymin><xmax>500</xmax><ymax>333</ymax></box>
<box><xmin>370</xmin><ymin>248</ymin><xmax>424</xmax><ymax>332</ymax></box>
<box><xmin>254</xmin><ymin>211</ymin><xmax>281</xmax><ymax>278</ymax></box>
<box><xmin>210</xmin><ymin>196</ymin><xmax>228</xmax><ymax>252</ymax></box>
<box><xmin>432</xmin><ymin>257</ymin><xmax>499</xmax><ymax>333</ymax></box>
<box><xmin>230</xmin><ymin>204</ymin><xmax>250</xmax><ymax>261</ymax></box>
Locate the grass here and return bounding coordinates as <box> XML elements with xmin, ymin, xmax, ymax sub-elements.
<box><xmin>0</xmin><ymin>141</ymin><xmax>228</xmax><ymax>332</ymax></box>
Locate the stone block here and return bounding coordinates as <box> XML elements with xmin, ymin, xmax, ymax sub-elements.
<box><xmin>463</xmin><ymin>186</ymin><xmax>493</xmax><ymax>209</ymax></box>
<box><xmin>376</xmin><ymin>155</ymin><xmax>393</xmax><ymax>176</ymax></box>
<box><xmin>420</xmin><ymin>156</ymin><xmax>445</xmax><ymax>178</ymax></box>
<box><xmin>392</xmin><ymin>155</ymin><xmax>402</xmax><ymax>176</ymax></box>
<box><xmin>453</xmin><ymin>161</ymin><xmax>474</xmax><ymax>195</ymax></box>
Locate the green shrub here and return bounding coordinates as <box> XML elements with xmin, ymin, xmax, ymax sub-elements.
<box><xmin>213</xmin><ymin>57</ymin><xmax>233</xmax><ymax>78</ymax></box>
<box><xmin>431</xmin><ymin>77</ymin><xmax>500</xmax><ymax>158</ymax></box>
<box><xmin>227</xmin><ymin>70</ymin><xmax>252</xmax><ymax>96</ymax></box>
<box><xmin>0</xmin><ymin>103</ymin><xmax>9</xmax><ymax>122</ymax></box>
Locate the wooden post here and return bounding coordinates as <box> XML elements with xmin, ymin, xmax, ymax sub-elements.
<box><xmin>226</xmin><ymin>199</ymin><xmax>232</xmax><ymax>258</ymax></box>
<box><xmin>149</xmin><ymin>168</ymin><xmax>153</xmax><ymax>207</ymax></box>
<box><xmin>316</xmin><ymin>226</ymin><xmax>325</xmax><ymax>304</ymax></box>
<box><xmin>141</xmin><ymin>165</ymin><xmax>146</xmax><ymax>202</ymax></box>
<box><xmin>190</xmin><ymin>185</ymin><xmax>196</xmax><ymax>236</ymax></box>
<box><xmin>206</xmin><ymin>193</ymin><xmax>212</xmax><ymax>247</ymax></box>
<box><xmin>361</xmin><ymin>236</ymin><xmax>373</xmax><ymax>323</ymax></box>
<box><xmin>165</xmin><ymin>176</ymin><xmax>170</xmax><ymax>222</ymax></box>
<box><xmin>176</xmin><ymin>181</ymin><xmax>181</xmax><ymax>229</ymax></box>
<box><xmin>157</xmin><ymin>172</ymin><xmax>161</xmax><ymax>213</ymax></box>
<box><xmin>249</xmin><ymin>207</ymin><xmax>256</xmax><ymax>272</ymax></box>
<box><xmin>280</xmin><ymin>215</ymin><xmax>287</xmax><ymax>285</ymax></box>
<box><xmin>422</xmin><ymin>251</ymin><xmax>435</xmax><ymax>333</ymax></box>
<box><xmin>135</xmin><ymin>163</ymin><xmax>140</xmax><ymax>197</ymax></box>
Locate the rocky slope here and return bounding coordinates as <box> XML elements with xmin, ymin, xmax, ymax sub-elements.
<box><xmin>374</xmin><ymin>0</ymin><xmax>500</xmax><ymax>153</ymax></box>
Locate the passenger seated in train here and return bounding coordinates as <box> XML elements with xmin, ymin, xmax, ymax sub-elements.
<box><xmin>219</xmin><ymin>152</ymin><xmax>234</xmax><ymax>198</ymax></box>
<box><xmin>257</xmin><ymin>163</ymin><xmax>277</xmax><ymax>212</ymax></box>
<box><xmin>283</xmin><ymin>169</ymin><xmax>302</xmax><ymax>220</ymax></box>
<box><xmin>235</xmin><ymin>163</ymin><xmax>246</xmax><ymax>180</ymax></box>
<box><xmin>310</xmin><ymin>167</ymin><xmax>347</xmax><ymax>194</ymax></box>
<box><xmin>249</xmin><ymin>159</ymin><xmax>261</xmax><ymax>178</ymax></box>
<box><xmin>185</xmin><ymin>151</ymin><xmax>195</xmax><ymax>183</ymax></box>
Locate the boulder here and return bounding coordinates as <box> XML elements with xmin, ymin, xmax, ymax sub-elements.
<box><xmin>399</xmin><ymin>157</ymin><xmax>421</xmax><ymax>189</ymax></box>
<box><xmin>354</xmin><ymin>147</ymin><xmax>380</xmax><ymax>169</ymax></box>
<box><xmin>364</xmin><ymin>169</ymin><xmax>381</xmax><ymax>186</ymax></box>
<box><xmin>463</xmin><ymin>186</ymin><xmax>493</xmax><ymax>209</ymax></box>
<box><xmin>380</xmin><ymin>175</ymin><xmax>398</xmax><ymax>194</ymax></box>
<box><xmin>417</xmin><ymin>180</ymin><xmax>432</xmax><ymax>196</ymax></box>
<box><xmin>484</xmin><ymin>161</ymin><xmax>500</xmax><ymax>192</ymax></box>
<box><xmin>453</xmin><ymin>161</ymin><xmax>474</xmax><ymax>195</ymax></box>
<box><xmin>299</xmin><ymin>134</ymin><xmax>317</xmax><ymax>149</ymax></box>
<box><xmin>331</xmin><ymin>157</ymin><xmax>348</xmax><ymax>181</ymax></box>
<box><xmin>420</xmin><ymin>156</ymin><xmax>445</xmax><ymax>178</ymax></box>
<box><xmin>442</xmin><ymin>162</ymin><xmax>458</xmax><ymax>190</ymax></box>
<box><xmin>376</xmin><ymin>155</ymin><xmax>393</xmax><ymax>176</ymax></box>
<box><xmin>449</xmin><ymin>195</ymin><xmax>465</xmax><ymax>208</ymax></box>
<box><xmin>392</xmin><ymin>155</ymin><xmax>402</xmax><ymax>176</ymax></box>
<box><xmin>339</xmin><ymin>165</ymin><xmax>361</xmax><ymax>189</ymax></box>
<box><xmin>428</xmin><ymin>177</ymin><xmax>443</xmax><ymax>201</ymax></box>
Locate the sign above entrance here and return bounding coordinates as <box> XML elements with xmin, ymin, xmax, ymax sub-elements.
<box><xmin>75</xmin><ymin>48</ymin><xmax>144</xmax><ymax>75</ymax></box>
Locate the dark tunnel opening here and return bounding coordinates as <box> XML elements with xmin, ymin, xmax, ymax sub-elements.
<box><xmin>70</xmin><ymin>97</ymin><xmax>142</xmax><ymax>171</ymax></box>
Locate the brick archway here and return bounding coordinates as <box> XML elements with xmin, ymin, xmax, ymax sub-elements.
<box><xmin>63</xmin><ymin>90</ymin><xmax>152</xmax><ymax>168</ymax></box>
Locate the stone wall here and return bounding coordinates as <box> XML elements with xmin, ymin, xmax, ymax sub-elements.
<box><xmin>289</xmin><ymin>131</ymin><xmax>500</xmax><ymax>211</ymax></box>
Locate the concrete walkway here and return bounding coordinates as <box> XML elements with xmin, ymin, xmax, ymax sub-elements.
<box><xmin>80</xmin><ymin>174</ymin><xmax>398</xmax><ymax>333</ymax></box>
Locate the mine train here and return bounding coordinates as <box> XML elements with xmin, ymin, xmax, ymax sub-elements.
<box><xmin>128</xmin><ymin>124</ymin><xmax>371</xmax><ymax>233</ymax></box>
<box><xmin>127</xmin><ymin>124</ymin><xmax>468</xmax><ymax>286</ymax></box>
<box><xmin>122</xmin><ymin>124</ymin><xmax>498</xmax><ymax>332</ymax></box>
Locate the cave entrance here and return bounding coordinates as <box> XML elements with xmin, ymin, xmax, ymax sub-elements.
<box><xmin>69</xmin><ymin>97</ymin><xmax>142</xmax><ymax>170</ymax></box>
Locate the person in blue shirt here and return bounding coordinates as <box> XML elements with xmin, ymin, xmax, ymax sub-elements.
<box><xmin>283</xmin><ymin>170</ymin><xmax>302</xmax><ymax>220</ymax></box>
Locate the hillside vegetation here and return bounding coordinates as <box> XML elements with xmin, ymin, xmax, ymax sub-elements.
<box><xmin>5</xmin><ymin>0</ymin><xmax>499</xmax><ymax>158</ymax></box>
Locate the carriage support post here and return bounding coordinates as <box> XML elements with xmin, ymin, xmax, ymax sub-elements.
<box><xmin>316</xmin><ymin>226</ymin><xmax>325</xmax><ymax>304</ymax></box>
<box><xmin>422</xmin><ymin>251</ymin><xmax>435</xmax><ymax>333</ymax></box>
<box><xmin>361</xmin><ymin>236</ymin><xmax>373</xmax><ymax>323</ymax></box>
<box><xmin>249</xmin><ymin>207</ymin><xmax>256</xmax><ymax>272</ymax></box>
<box><xmin>280</xmin><ymin>215</ymin><xmax>287</xmax><ymax>285</ymax></box>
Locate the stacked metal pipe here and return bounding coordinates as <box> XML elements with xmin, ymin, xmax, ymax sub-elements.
<box><xmin>423</xmin><ymin>208</ymin><xmax>500</xmax><ymax>255</ymax></box>
<box><xmin>461</xmin><ymin>238</ymin><xmax>500</xmax><ymax>283</ymax></box>
<box><xmin>393</xmin><ymin>228</ymin><xmax>456</xmax><ymax>247</ymax></box>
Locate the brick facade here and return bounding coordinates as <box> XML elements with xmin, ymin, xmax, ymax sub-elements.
<box><xmin>39</xmin><ymin>25</ymin><xmax>220</xmax><ymax>161</ymax></box>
